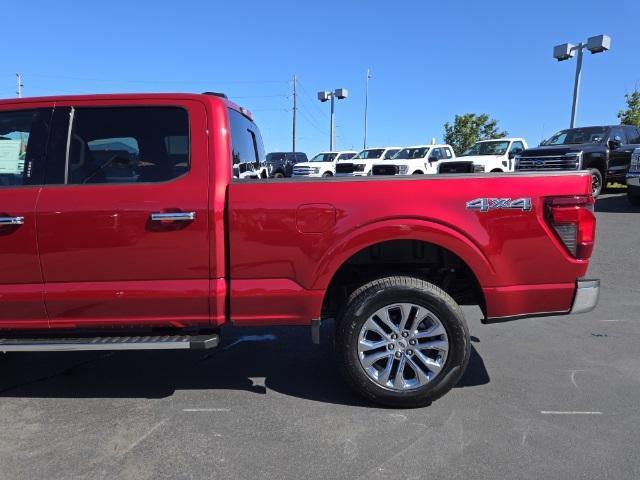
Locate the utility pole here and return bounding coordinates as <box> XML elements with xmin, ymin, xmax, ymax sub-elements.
<box><xmin>364</xmin><ymin>68</ymin><xmax>371</xmax><ymax>149</ymax></box>
<box><xmin>16</xmin><ymin>73</ymin><xmax>23</xmax><ymax>98</ymax></box>
<box><xmin>292</xmin><ymin>75</ymin><xmax>297</xmax><ymax>153</ymax></box>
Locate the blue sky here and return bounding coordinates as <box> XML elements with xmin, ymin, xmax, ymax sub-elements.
<box><xmin>3</xmin><ymin>0</ymin><xmax>639</xmax><ymax>155</ymax></box>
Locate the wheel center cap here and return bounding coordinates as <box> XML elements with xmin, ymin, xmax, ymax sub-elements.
<box><xmin>397</xmin><ymin>340</ymin><xmax>407</xmax><ymax>350</ymax></box>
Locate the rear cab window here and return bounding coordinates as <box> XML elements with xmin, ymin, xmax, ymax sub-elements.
<box><xmin>228</xmin><ymin>108</ymin><xmax>265</xmax><ymax>179</ymax></box>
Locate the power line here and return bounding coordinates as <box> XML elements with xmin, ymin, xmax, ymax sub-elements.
<box><xmin>20</xmin><ymin>72</ymin><xmax>290</xmax><ymax>85</ymax></box>
<box><xmin>297</xmin><ymin>80</ymin><xmax>330</xmax><ymax>120</ymax></box>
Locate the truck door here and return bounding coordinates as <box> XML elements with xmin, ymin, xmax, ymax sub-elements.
<box><xmin>36</xmin><ymin>100</ymin><xmax>212</xmax><ymax>329</ymax></box>
<box><xmin>608</xmin><ymin>126</ymin><xmax>632</xmax><ymax>178</ymax></box>
<box><xmin>0</xmin><ymin>107</ymin><xmax>51</xmax><ymax>329</ymax></box>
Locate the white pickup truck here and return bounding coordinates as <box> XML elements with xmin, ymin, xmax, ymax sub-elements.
<box><xmin>335</xmin><ymin>147</ymin><xmax>402</xmax><ymax>176</ymax></box>
<box><xmin>371</xmin><ymin>144</ymin><xmax>455</xmax><ymax>175</ymax></box>
<box><xmin>292</xmin><ymin>151</ymin><xmax>357</xmax><ymax>177</ymax></box>
<box><xmin>438</xmin><ymin>138</ymin><xmax>527</xmax><ymax>174</ymax></box>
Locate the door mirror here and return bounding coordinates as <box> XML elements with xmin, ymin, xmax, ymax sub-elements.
<box><xmin>428</xmin><ymin>155</ymin><xmax>438</xmax><ymax>163</ymax></box>
<box><xmin>608</xmin><ymin>137</ymin><xmax>622</xmax><ymax>150</ymax></box>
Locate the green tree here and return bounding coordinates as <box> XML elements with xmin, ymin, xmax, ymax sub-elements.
<box><xmin>443</xmin><ymin>113</ymin><xmax>508</xmax><ymax>155</ymax></box>
<box><xmin>618</xmin><ymin>90</ymin><xmax>640</xmax><ymax>126</ymax></box>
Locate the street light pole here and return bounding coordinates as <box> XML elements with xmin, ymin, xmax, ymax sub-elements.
<box><xmin>330</xmin><ymin>93</ymin><xmax>335</xmax><ymax>151</ymax></box>
<box><xmin>318</xmin><ymin>88</ymin><xmax>348</xmax><ymax>151</ymax></box>
<box><xmin>553</xmin><ymin>34</ymin><xmax>610</xmax><ymax>128</ymax></box>
<box><xmin>570</xmin><ymin>44</ymin><xmax>583</xmax><ymax>128</ymax></box>
<box><xmin>364</xmin><ymin>68</ymin><xmax>371</xmax><ymax>149</ymax></box>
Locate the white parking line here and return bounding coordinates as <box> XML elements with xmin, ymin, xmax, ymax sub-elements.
<box><xmin>541</xmin><ymin>411</ymin><xmax>602</xmax><ymax>415</ymax></box>
<box><xmin>182</xmin><ymin>408</ymin><xmax>230</xmax><ymax>412</ymax></box>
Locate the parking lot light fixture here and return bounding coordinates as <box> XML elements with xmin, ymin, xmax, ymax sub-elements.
<box><xmin>553</xmin><ymin>35</ymin><xmax>611</xmax><ymax>128</ymax></box>
<box><xmin>317</xmin><ymin>88</ymin><xmax>348</xmax><ymax>150</ymax></box>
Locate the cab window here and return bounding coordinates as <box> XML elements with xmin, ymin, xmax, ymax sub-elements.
<box><xmin>66</xmin><ymin>107</ymin><xmax>189</xmax><ymax>185</ymax></box>
<box><xmin>0</xmin><ymin>109</ymin><xmax>50</xmax><ymax>187</ymax></box>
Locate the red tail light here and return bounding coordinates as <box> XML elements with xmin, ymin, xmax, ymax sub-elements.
<box><xmin>545</xmin><ymin>195</ymin><xmax>596</xmax><ymax>259</ymax></box>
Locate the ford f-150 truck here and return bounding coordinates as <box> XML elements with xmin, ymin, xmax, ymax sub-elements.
<box><xmin>515</xmin><ymin>125</ymin><xmax>640</xmax><ymax>197</ymax></box>
<box><xmin>438</xmin><ymin>138</ymin><xmax>527</xmax><ymax>174</ymax></box>
<box><xmin>0</xmin><ymin>93</ymin><xmax>599</xmax><ymax>407</ymax></box>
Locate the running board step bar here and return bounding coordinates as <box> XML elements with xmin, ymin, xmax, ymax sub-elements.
<box><xmin>0</xmin><ymin>334</ymin><xmax>220</xmax><ymax>352</ymax></box>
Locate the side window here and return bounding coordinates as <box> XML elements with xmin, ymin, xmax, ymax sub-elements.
<box><xmin>609</xmin><ymin>127</ymin><xmax>627</xmax><ymax>144</ymax></box>
<box><xmin>510</xmin><ymin>141</ymin><xmax>525</xmax><ymax>153</ymax></box>
<box><xmin>384</xmin><ymin>149</ymin><xmax>399</xmax><ymax>159</ymax></box>
<box><xmin>66</xmin><ymin>107</ymin><xmax>189</xmax><ymax>185</ymax></box>
<box><xmin>624</xmin><ymin>126</ymin><xmax>640</xmax><ymax>144</ymax></box>
<box><xmin>443</xmin><ymin>147</ymin><xmax>453</xmax><ymax>159</ymax></box>
<box><xmin>430</xmin><ymin>148</ymin><xmax>443</xmax><ymax>160</ymax></box>
<box><xmin>0</xmin><ymin>109</ymin><xmax>50</xmax><ymax>187</ymax></box>
<box><xmin>228</xmin><ymin>108</ymin><xmax>265</xmax><ymax>179</ymax></box>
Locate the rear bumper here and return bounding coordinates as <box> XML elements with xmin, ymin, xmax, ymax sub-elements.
<box><xmin>482</xmin><ymin>279</ymin><xmax>599</xmax><ymax>323</ymax></box>
<box><xmin>570</xmin><ymin>279</ymin><xmax>600</xmax><ymax>314</ymax></box>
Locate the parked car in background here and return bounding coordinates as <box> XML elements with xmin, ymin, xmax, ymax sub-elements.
<box><xmin>438</xmin><ymin>138</ymin><xmax>527</xmax><ymax>174</ymax></box>
<box><xmin>371</xmin><ymin>144</ymin><xmax>455</xmax><ymax>175</ymax></box>
<box><xmin>265</xmin><ymin>151</ymin><xmax>307</xmax><ymax>178</ymax></box>
<box><xmin>292</xmin><ymin>151</ymin><xmax>357</xmax><ymax>177</ymax></box>
<box><xmin>515</xmin><ymin>125</ymin><xmax>640</xmax><ymax>196</ymax></box>
<box><xmin>335</xmin><ymin>147</ymin><xmax>402</xmax><ymax>176</ymax></box>
<box><xmin>627</xmin><ymin>147</ymin><xmax>640</xmax><ymax>206</ymax></box>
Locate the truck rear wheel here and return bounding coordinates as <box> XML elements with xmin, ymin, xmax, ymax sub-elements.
<box><xmin>335</xmin><ymin>276</ymin><xmax>470</xmax><ymax>408</ymax></box>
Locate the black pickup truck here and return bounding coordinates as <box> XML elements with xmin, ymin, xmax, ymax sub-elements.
<box><xmin>265</xmin><ymin>151</ymin><xmax>308</xmax><ymax>178</ymax></box>
<box><xmin>515</xmin><ymin>125</ymin><xmax>640</xmax><ymax>196</ymax></box>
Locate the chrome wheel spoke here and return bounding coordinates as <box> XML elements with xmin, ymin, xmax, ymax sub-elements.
<box><xmin>414</xmin><ymin>323</ymin><xmax>445</xmax><ymax>340</ymax></box>
<box><xmin>414</xmin><ymin>350</ymin><xmax>443</xmax><ymax>374</ymax></box>
<box><xmin>378</xmin><ymin>357</ymin><xmax>394</xmax><ymax>385</ymax></box>
<box><xmin>393</xmin><ymin>356</ymin><xmax>407</xmax><ymax>389</ymax></box>
<box><xmin>418</xmin><ymin>339</ymin><xmax>449</xmax><ymax>354</ymax></box>
<box><xmin>362</xmin><ymin>317</ymin><xmax>388</xmax><ymax>339</ymax></box>
<box><xmin>362</xmin><ymin>349</ymin><xmax>392</xmax><ymax>368</ymax></box>
<box><xmin>373</xmin><ymin>306</ymin><xmax>400</xmax><ymax>334</ymax></box>
<box><xmin>406</xmin><ymin>356</ymin><xmax>430</xmax><ymax>385</ymax></box>
<box><xmin>397</xmin><ymin>303</ymin><xmax>413</xmax><ymax>331</ymax></box>
<box><xmin>358</xmin><ymin>338</ymin><xmax>388</xmax><ymax>353</ymax></box>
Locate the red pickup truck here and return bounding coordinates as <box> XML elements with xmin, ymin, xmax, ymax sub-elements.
<box><xmin>0</xmin><ymin>93</ymin><xmax>599</xmax><ymax>407</ymax></box>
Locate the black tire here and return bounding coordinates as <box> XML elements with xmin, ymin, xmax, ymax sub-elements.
<box><xmin>412</xmin><ymin>171</ymin><xmax>423</xmax><ymax>175</ymax></box>
<box><xmin>272</xmin><ymin>172</ymin><xmax>285</xmax><ymax>179</ymax></box>
<box><xmin>322</xmin><ymin>171</ymin><xmax>333</xmax><ymax>177</ymax></box>
<box><xmin>335</xmin><ymin>276</ymin><xmax>470</xmax><ymax>408</ymax></box>
<box><xmin>490</xmin><ymin>168</ymin><xmax>503</xmax><ymax>173</ymax></box>
<box><xmin>590</xmin><ymin>168</ymin><xmax>603</xmax><ymax>197</ymax></box>
<box><xmin>628</xmin><ymin>193</ymin><xmax>640</xmax><ymax>206</ymax></box>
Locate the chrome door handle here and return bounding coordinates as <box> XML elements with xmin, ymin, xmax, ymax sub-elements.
<box><xmin>150</xmin><ymin>212</ymin><xmax>196</xmax><ymax>222</ymax></box>
<box><xmin>0</xmin><ymin>216</ymin><xmax>24</xmax><ymax>225</ymax></box>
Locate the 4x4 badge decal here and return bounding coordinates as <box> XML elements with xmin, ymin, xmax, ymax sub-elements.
<box><xmin>466</xmin><ymin>198</ymin><xmax>532</xmax><ymax>212</ymax></box>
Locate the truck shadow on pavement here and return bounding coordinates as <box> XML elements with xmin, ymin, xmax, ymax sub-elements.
<box><xmin>595</xmin><ymin>192</ymin><xmax>637</xmax><ymax>213</ymax></box>
<box><xmin>0</xmin><ymin>324</ymin><xmax>490</xmax><ymax>407</ymax></box>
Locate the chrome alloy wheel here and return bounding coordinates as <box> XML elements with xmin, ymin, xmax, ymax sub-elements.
<box><xmin>357</xmin><ymin>303</ymin><xmax>449</xmax><ymax>391</ymax></box>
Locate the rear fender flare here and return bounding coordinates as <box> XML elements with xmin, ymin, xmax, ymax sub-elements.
<box><xmin>311</xmin><ymin>218</ymin><xmax>496</xmax><ymax>291</ymax></box>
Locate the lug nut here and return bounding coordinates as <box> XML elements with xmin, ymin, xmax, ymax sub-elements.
<box><xmin>387</xmin><ymin>344</ymin><xmax>394</xmax><ymax>350</ymax></box>
<box><xmin>409</xmin><ymin>339</ymin><xmax>416</xmax><ymax>346</ymax></box>
<box><xmin>401</xmin><ymin>331</ymin><xmax>409</xmax><ymax>338</ymax></box>
<box><xmin>390</xmin><ymin>333</ymin><xmax>398</xmax><ymax>340</ymax></box>
<box><xmin>406</xmin><ymin>349</ymin><xmax>413</xmax><ymax>356</ymax></box>
<box><xmin>395</xmin><ymin>351</ymin><xmax>402</xmax><ymax>358</ymax></box>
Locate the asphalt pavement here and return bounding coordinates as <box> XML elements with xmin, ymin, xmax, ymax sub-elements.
<box><xmin>0</xmin><ymin>192</ymin><xmax>638</xmax><ymax>480</ymax></box>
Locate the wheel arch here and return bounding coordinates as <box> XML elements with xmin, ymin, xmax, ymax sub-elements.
<box><xmin>314</xmin><ymin>219</ymin><xmax>494</xmax><ymax>318</ymax></box>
